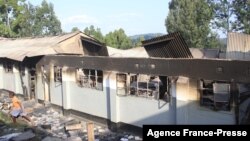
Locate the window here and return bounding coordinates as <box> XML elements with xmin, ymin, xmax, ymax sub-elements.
<box><xmin>130</xmin><ymin>74</ymin><xmax>160</xmax><ymax>99</ymax></box>
<box><xmin>76</xmin><ymin>69</ymin><xmax>103</xmax><ymax>91</ymax></box>
<box><xmin>199</xmin><ymin>79</ymin><xmax>231</xmax><ymax>111</ymax></box>
<box><xmin>116</xmin><ymin>73</ymin><xmax>170</xmax><ymax>101</ymax></box>
<box><xmin>117</xmin><ymin>73</ymin><xmax>127</xmax><ymax>96</ymax></box>
<box><xmin>3</xmin><ymin>61</ymin><xmax>13</xmax><ymax>73</ymax></box>
<box><xmin>54</xmin><ymin>66</ymin><xmax>62</xmax><ymax>82</ymax></box>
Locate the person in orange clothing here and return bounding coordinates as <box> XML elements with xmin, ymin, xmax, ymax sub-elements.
<box><xmin>8</xmin><ymin>91</ymin><xmax>32</xmax><ymax>124</ymax></box>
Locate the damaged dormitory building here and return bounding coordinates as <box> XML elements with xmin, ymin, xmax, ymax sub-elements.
<box><xmin>0</xmin><ymin>31</ymin><xmax>250</xmax><ymax>131</ymax></box>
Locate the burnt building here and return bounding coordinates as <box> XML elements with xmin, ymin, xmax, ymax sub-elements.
<box><xmin>0</xmin><ymin>32</ymin><xmax>250</xmax><ymax>131</ymax></box>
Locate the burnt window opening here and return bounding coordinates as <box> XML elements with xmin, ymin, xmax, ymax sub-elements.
<box><xmin>54</xmin><ymin>66</ymin><xmax>62</xmax><ymax>82</ymax></box>
<box><xmin>199</xmin><ymin>79</ymin><xmax>231</xmax><ymax>111</ymax></box>
<box><xmin>3</xmin><ymin>61</ymin><xmax>13</xmax><ymax>73</ymax></box>
<box><xmin>76</xmin><ymin>69</ymin><xmax>103</xmax><ymax>91</ymax></box>
<box><xmin>117</xmin><ymin>73</ymin><xmax>127</xmax><ymax>96</ymax></box>
<box><xmin>116</xmin><ymin>73</ymin><xmax>170</xmax><ymax>101</ymax></box>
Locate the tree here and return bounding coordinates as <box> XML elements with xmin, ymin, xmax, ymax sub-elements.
<box><xmin>134</xmin><ymin>36</ymin><xmax>145</xmax><ymax>47</ymax></box>
<box><xmin>83</xmin><ymin>25</ymin><xmax>104</xmax><ymax>42</ymax></box>
<box><xmin>33</xmin><ymin>0</ymin><xmax>62</xmax><ymax>36</ymax></box>
<box><xmin>105</xmin><ymin>28</ymin><xmax>132</xmax><ymax>49</ymax></box>
<box><xmin>0</xmin><ymin>0</ymin><xmax>26</xmax><ymax>37</ymax></box>
<box><xmin>209</xmin><ymin>0</ymin><xmax>250</xmax><ymax>35</ymax></box>
<box><xmin>15</xmin><ymin>2</ymin><xmax>36</xmax><ymax>37</ymax></box>
<box><xmin>0</xmin><ymin>0</ymin><xmax>62</xmax><ymax>37</ymax></box>
<box><xmin>71</xmin><ymin>27</ymin><xmax>80</xmax><ymax>32</ymax></box>
<box><xmin>232</xmin><ymin>0</ymin><xmax>250</xmax><ymax>34</ymax></box>
<box><xmin>165</xmin><ymin>0</ymin><xmax>219</xmax><ymax>48</ymax></box>
<box><xmin>209</xmin><ymin>0</ymin><xmax>234</xmax><ymax>36</ymax></box>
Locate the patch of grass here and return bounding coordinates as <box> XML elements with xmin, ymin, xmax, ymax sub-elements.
<box><xmin>0</xmin><ymin>111</ymin><xmax>12</xmax><ymax>123</ymax></box>
<box><xmin>0</xmin><ymin>111</ymin><xmax>51</xmax><ymax>140</ymax></box>
<box><xmin>0</xmin><ymin>111</ymin><xmax>30</xmax><ymax>136</ymax></box>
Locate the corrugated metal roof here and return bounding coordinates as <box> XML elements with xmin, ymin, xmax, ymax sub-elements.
<box><xmin>142</xmin><ymin>32</ymin><xmax>193</xmax><ymax>58</ymax></box>
<box><xmin>227</xmin><ymin>32</ymin><xmax>250</xmax><ymax>60</ymax></box>
<box><xmin>0</xmin><ymin>31</ymin><xmax>103</xmax><ymax>61</ymax></box>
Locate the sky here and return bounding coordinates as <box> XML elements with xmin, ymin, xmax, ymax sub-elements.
<box><xmin>29</xmin><ymin>0</ymin><xmax>170</xmax><ymax>36</ymax></box>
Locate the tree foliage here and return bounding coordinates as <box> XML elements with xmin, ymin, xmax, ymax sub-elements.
<box><xmin>209</xmin><ymin>0</ymin><xmax>234</xmax><ymax>35</ymax></box>
<box><xmin>16</xmin><ymin>2</ymin><xmax>35</xmax><ymax>37</ymax></box>
<box><xmin>71</xmin><ymin>27</ymin><xmax>80</xmax><ymax>32</ymax></box>
<box><xmin>232</xmin><ymin>0</ymin><xmax>250</xmax><ymax>34</ymax></box>
<box><xmin>0</xmin><ymin>0</ymin><xmax>62</xmax><ymax>37</ymax></box>
<box><xmin>83</xmin><ymin>25</ymin><xmax>132</xmax><ymax>49</ymax></box>
<box><xmin>0</xmin><ymin>0</ymin><xmax>26</xmax><ymax>37</ymax></box>
<box><xmin>33</xmin><ymin>0</ymin><xmax>62</xmax><ymax>36</ymax></box>
<box><xmin>84</xmin><ymin>25</ymin><xmax>104</xmax><ymax>42</ymax></box>
<box><xmin>132</xmin><ymin>36</ymin><xmax>145</xmax><ymax>47</ymax></box>
<box><xmin>208</xmin><ymin>0</ymin><xmax>250</xmax><ymax>35</ymax></box>
<box><xmin>165</xmin><ymin>0</ymin><xmax>219</xmax><ymax>48</ymax></box>
<box><xmin>105</xmin><ymin>28</ymin><xmax>132</xmax><ymax>49</ymax></box>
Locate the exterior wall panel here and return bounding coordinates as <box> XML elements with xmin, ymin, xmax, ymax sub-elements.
<box><xmin>227</xmin><ymin>32</ymin><xmax>250</xmax><ymax>60</ymax></box>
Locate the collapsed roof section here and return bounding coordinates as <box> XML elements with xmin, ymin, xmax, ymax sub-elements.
<box><xmin>0</xmin><ymin>31</ymin><xmax>108</xmax><ymax>61</ymax></box>
<box><xmin>142</xmin><ymin>32</ymin><xmax>193</xmax><ymax>58</ymax></box>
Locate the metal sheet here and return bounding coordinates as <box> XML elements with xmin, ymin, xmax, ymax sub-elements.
<box><xmin>0</xmin><ymin>31</ymin><xmax>108</xmax><ymax>61</ymax></box>
<box><xmin>142</xmin><ymin>32</ymin><xmax>193</xmax><ymax>58</ymax></box>
<box><xmin>227</xmin><ymin>32</ymin><xmax>250</xmax><ymax>60</ymax></box>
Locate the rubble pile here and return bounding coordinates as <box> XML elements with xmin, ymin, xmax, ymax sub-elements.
<box><xmin>0</xmin><ymin>91</ymin><xmax>142</xmax><ymax>141</ymax></box>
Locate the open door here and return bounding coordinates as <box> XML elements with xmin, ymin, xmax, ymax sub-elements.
<box><xmin>29</xmin><ymin>68</ymin><xmax>36</xmax><ymax>99</ymax></box>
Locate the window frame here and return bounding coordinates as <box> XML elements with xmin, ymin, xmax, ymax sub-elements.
<box><xmin>75</xmin><ymin>68</ymin><xmax>103</xmax><ymax>91</ymax></box>
<box><xmin>54</xmin><ymin>66</ymin><xmax>62</xmax><ymax>82</ymax></box>
<box><xmin>116</xmin><ymin>73</ymin><xmax>169</xmax><ymax>101</ymax></box>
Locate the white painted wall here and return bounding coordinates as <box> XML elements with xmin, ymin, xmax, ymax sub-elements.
<box><xmin>0</xmin><ymin>63</ymin><xmax>30</xmax><ymax>96</ymax></box>
<box><xmin>50</xmin><ymin>81</ymin><xmax>63</xmax><ymax>106</ymax></box>
<box><xmin>22</xmin><ymin>68</ymin><xmax>30</xmax><ymax>97</ymax></box>
<box><xmin>66</xmin><ymin>71</ymin><xmax>109</xmax><ymax>119</ymax></box>
<box><xmin>0</xmin><ymin>64</ymin><xmax>3</xmax><ymax>89</ymax></box>
<box><xmin>118</xmin><ymin>96</ymin><xmax>175</xmax><ymax>127</ymax></box>
<box><xmin>36</xmin><ymin>73</ymin><xmax>45</xmax><ymax>100</ymax></box>
<box><xmin>176</xmin><ymin>100</ymin><xmax>235</xmax><ymax>124</ymax></box>
<box><xmin>13</xmin><ymin>65</ymin><xmax>23</xmax><ymax>94</ymax></box>
<box><xmin>36</xmin><ymin>69</ymin><xmax>237</xmax><ymax>127</ymax></box>
<box><xmin>2</xmin><ymin>68</ymin><xmax>15</xmax><ymax>92</ymax></box>
<box><xmin>48</xmin><ymin>70</ymin><xmax>175</xmax><ymax>127</ymax></box>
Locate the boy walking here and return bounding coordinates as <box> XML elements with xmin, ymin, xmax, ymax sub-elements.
<box><xmin>8</xmin><ymin>91</ymin><xmax>32</xmax><ymax>124</ymax></box>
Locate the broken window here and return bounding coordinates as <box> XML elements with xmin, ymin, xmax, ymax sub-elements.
<box><xmin>130</xmin><ymin>74</ymin><xmax>160</xmax><ymax>99</ymax></box>
<box><xmin>54</xmin><ymin>66</ymin><xmax>62</xmax><ymax>82</ymax></box>
<box><xmin>76</xmin><ymin>69</ymin><xmax>103</xmax><ymax>91</ymax></box>
<box><xmin>116</xmin><ymin>73</ymin><xmax>170</xmax><ymax>101</ymax></box>
<box><xmin>3</xmin><ymin>61</ymin><xmax>13</xmax><ymax>73</ymax></box>
<box><xmin>199</xmin><ymin>80</ymin><xmax>231</xmax><ymax>111</ymax></box>
<box><xmin>117</xmin><ymin>73</ymin><xmax>127</xmax><ymax>96</ymax></box>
